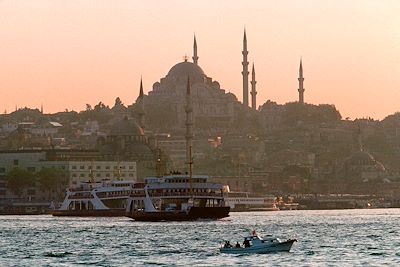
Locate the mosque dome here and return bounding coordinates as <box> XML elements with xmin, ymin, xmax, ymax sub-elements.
<box><xmin>110</xmin><ymin>117</ymin><xmax>144</xmax><ymax>136</ymax></box>
<box><xmin>167</xmin><ymin>61</ymin><xmax>206</xmax><ymax>82</ymax></box>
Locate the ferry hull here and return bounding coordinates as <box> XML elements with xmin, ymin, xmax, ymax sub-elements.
<box><xmin>52</xmin><ymin>209</ymin><xmax>126</xmax><ymax>217</ymax></box>
<box><xmin>127</xmin><ymin>206</ymin><xmax>230</xmax><ymax>221</ymax></box>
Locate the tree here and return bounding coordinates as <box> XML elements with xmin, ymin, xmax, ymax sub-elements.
<box><xmin>114</xmin><ymin>97</ymin><xmax>123</xmax><ymax>107</ymax></box>
<box><xmin>36</xmin><ymin>168</ymin><xmax>68</xmax><ymax>200</ymax></box>
<box><xmin>5</xmin><ymin>168</ymin><xmax>35</xmax><ymax>196</ymax></box>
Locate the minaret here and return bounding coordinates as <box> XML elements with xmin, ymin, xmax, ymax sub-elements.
<box><xmin>137</xmin><ymin>78</ymin><xmax>145</xmax><ymax>130</ymax></box>
<box><xmin>298</xmin><ymin>58</ymin><xmax>305</xmax><ymax>104</ymax></box>
<box><xmin>185</xmin><ymin>76</ymin><xmax>193</xmax><ymax>170</ymax></box>
<box><xmin>250</xmin><ymin>63</ymin><xmax>257</xmax><ymax>110</ymax></box>
<box><xmin>242</xmin><ymin>28</ymin><xmax>249</xmax><ymax>107</ymax></box>
<box><xmin>192</xmin><ymin>34</ymin><xmax>199</xmax><ymax>65</ymax></box>
<box><xmin>40</xmin><ymin>103</ymin><xmax>43</xmax><ymax>114</ymax></box>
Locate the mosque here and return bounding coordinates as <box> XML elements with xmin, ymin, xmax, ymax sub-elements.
<box><xmin>142</xmin><ymin>31</ymin><xmax>306</xmax><ymax>132</ymax></box>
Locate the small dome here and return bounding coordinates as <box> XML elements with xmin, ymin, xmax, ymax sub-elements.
<box><xmin>167</xmin><ymin>61</ymin><xmax>206</xmax><ymax>81</ymax></box>
<box><xmin>110</xmin><ymin>117</ymin><xmax>144</xmax><ymax>136</ymax></box>
<box><xmin>212</xmin><ymin>81</ymin><xmax>220</xmax><ymax>89</ymax></box>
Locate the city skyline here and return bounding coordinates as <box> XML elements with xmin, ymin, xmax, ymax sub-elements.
<box><xmin>1</xmin><ymin>1</ymin><xmax>400</xmax><ymax>119</ymax></box>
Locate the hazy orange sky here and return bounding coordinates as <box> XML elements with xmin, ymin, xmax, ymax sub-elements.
<box><xmin>1</xmin><ymin>1</ymin><xmax>400</xmax><ymax>120</ymax></box>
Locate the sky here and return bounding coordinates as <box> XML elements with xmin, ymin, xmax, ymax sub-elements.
<box><xmin>0</xmin><ymin>0</ymin><xmax>400</xmax><ymax>120</ymax></box>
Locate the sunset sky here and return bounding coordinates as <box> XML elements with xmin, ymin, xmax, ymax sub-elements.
<box><xmin>1</xmin><ymin>1</ymin><xmax>400</xmax><ymax>120</ymax></box>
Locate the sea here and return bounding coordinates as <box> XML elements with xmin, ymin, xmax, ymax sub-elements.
<box><xmin>0</xmin><ymin>209</ymin><xmax>399</xmax><ymax>266</ymax></box>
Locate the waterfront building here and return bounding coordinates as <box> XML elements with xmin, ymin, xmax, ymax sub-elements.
<box><xmin>0</xmin><ymin>149</ymin><xmax>137</xmax><ymax>201</ymax></box>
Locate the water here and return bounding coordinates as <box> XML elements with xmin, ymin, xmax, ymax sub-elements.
<box><xmin>0</xmin><ymin>209</ymin><xmax>399</xmax><ymax>266</ymax></box>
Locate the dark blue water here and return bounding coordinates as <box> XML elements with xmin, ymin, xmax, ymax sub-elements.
<box><xmin>0</xmin><ymin>209</ymin><xmax>399</xmax><ymax>266</ymax></box>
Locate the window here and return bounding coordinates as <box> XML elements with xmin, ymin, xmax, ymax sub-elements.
<box><xmin>96</xmin><ymin>166</ymin><xmax>101</xmax><ymax>170</ymax></box>
<box><xmin>27</xmin><ymin>189</ymin><xmax>36</xmax><ymax>195</ymax></box>
<box><xmin>27</xmin><ymin>167</ymin><xmax>35</xmax><ymax>172</ymax></box>
<box><xmin>105</xmin><ymin>166</ymin><xmax>110</xmax><ymax>170</ymax></box>
<box><xmin>13</xmin><ymin>159</ymin><xmax>19</xmax><ymax>166</ymax></box>
<box><xmin>106</xmin><ymin>174</ymin><xmax>110</xmax><ymax>177</ymax></box>
<box><xmin>72</xmin><ymin>174</ymin><xmax>77</xmax><ymax>177</ymax></box>
<box><xmin>80</xmin><ymin>173</ymin><xmax>85</xmax><ymax>177</ymax></box>
<box><xmin>80</xmin><ymin>166</ymin><xmax>84</xmax><ymax>170</ymax></box>
<box><xmin>72</xmin><ymin>166</ymin><xmax>77</xmax><ymax>170</ymax></box>
<box><xmin>129</xmin><ymin>166</ymin><xmax>134</xmax><ymax>169</ymax></box>
<box><xmin>129</xmin><ymin>174</ymin><xmax>134</xmax><ymax>177</ymax></box>
<box><xmin>0</xmin><ymin>167</ymin><xmax>5</xmax><ymax>173</ymax></box>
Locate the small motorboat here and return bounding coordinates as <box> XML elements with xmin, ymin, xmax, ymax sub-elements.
<box><xmin>220</xmin><ymin>231</ymin><xmax>297</xmax><ymax>254</ymax></box>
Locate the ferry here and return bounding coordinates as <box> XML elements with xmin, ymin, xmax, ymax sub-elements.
<box><xmin>52</xmin><ymin>179</ymin><xmax>135</xmax><ymax>216</ymax></box>
<box><xmin>125</xmin><ymin>174</ymin><xmax>230</xmax><ymax>221</ymax></box>
<box><xmin>224</xmin><ymin>192</ymin><xmax>279</xmax><ymax>212</ymax></box>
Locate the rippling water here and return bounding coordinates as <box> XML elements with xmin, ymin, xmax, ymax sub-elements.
<box><xmin>1</xmin><ymin>209</ymin><xmax>399</xmax><ymax>266</ymax></box>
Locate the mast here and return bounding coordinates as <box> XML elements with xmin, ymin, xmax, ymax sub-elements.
<box><xmin>185</xmin><ymin>76</ymin><xmax>194</xmax><ymax>195</ymax></box>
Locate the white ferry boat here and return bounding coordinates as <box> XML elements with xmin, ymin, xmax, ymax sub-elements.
<box><xmin>52</xmin><ymin>179</ymin><xmax>135</xmax><ymax>216</ymax></box>
<box><xmin>125</xmin><ymin>174</ymin><xmax>230</xmax><ymax>221</ymax></box>
<box><xmin>224</xmin><ymin>192</ymin><xmax>279</xmax><ymax>212</ymax></box>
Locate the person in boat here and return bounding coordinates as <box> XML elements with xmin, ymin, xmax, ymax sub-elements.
<box><xmin>243</xmin><ymin>238</ymin><xmax>251</xmax><ymax>248</ymax></box>
<box><xmin>235</xmin><ymin>242</ymin><xmax>241</xmax><ymax>248</ymax></box>
<box><xmin>224</xmin><ymin>241</ymin><xmax>232</xmax><ymax>248</ymax></box>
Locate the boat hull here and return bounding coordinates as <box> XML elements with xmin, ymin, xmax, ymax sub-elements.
<box><xmin>126</xmin><ymin>206</ymin><xmax>230</xmax><ymax>221</ymax></box>
<box><xmin>52</xmin><ymin>209</ymin><xmax>126</xmax><ymax>217</ymax></box>
<box><xmin>220</xmin><ymin>239</ymin><xmax>297</xmax><ymax>254</ymax></box>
